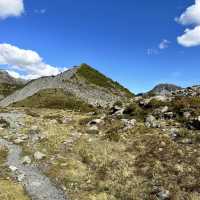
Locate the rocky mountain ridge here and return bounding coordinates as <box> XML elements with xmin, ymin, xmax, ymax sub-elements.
<box><xmin>0</xmin><ymin>64</ymin><xmax>133</xmax><ymax>108</ymax></box>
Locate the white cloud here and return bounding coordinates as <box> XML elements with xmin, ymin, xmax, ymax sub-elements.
<box><xmin>6</xmin><ymin>70</ymin><xmax>20</xmax><ymax>79</ymax></box>
<box><xmin>176</xmin><ymin>0</ymin><xmax>200</xmax><ymax>26</ymax></box>
<box><xmin>176</xmin><ymin>0</ymin><xmax>200</xmax><ymax>47</ymax></box>
<box><xmin>0</xmin><ymin>43</ymin><xmax>61</xmax><ymax>79</ymax></box>
<box><xmin>177</xmin><ymin>26</ymin><xmax>200</xmax><ymax>47</ymax></box>
<box><xmin>159</xmin><ymin>39</ymin><xmax>171</xmax><ymax>49</ymax></box>
<box><xmin>0</xmin><ymin>0</ymin><xmax>24</xmax><ymax>19</ymax></box>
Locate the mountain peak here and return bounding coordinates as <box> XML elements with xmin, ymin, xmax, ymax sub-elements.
<box><xmin>148</xmin><ymin>83</ymin><xmax>182</xmax><ymax>96</ymax></box>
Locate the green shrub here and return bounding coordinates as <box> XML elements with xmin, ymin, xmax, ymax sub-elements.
<box><xmin>123</xmin><ymin>102</ymin><xmax>146</xmax><ymax>120</ymax></box>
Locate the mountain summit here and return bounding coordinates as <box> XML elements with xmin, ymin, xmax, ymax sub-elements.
<box><xmin>147</xmin><ymin>83</ymin><xmax>182</xmax><ymax>96</ymax></box>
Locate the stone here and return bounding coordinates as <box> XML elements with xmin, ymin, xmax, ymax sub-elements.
<box><xmin>161</xmin><ymin>106</ymin><xmax>169</xmax><ymax>113</ymax></box>
<box><xmin>183</xmin><ymin>112</ymin><xmax>191</xmax><ymax>119</ymax></box>
<box><xmin>21</xmin><ymin>156</ymin><xmax>32</xmax><ymax>165</ymax></box>
<box><xmin>157</xmin><ymin>189</ymin><xmax>170</xmax><ymax>200</ymax></box>
<box><xmin>34</xmin><ymin>151</ymin><xmax>46</xmax><ymax>160</ymax></box>
<box><xmin>121</xmin><ymin>118</ymin><xmax>136</xmax><ymax>130</ymax></box>
<box><xmin>145</xmin><ymin>115</ymin><xmax>160</xmax><ymax>128</ymax></box>
<box><xmin>87</xmin><ymin>125</ymin><xmax>99</xmax><ymax>134</ymax></box>
<box><xmin>180</xmin><ymin>138</ymin><xmax>192</xmax><ymax>144</ymax></box>
<box><xmin>88</xmin><ymin>119</ymin><xmax>104</xmax><ymax>126</ymax></box>
<box><xmin>62</xmin><ymin>117</ymin><xmax>73</xmax><ymax>124</ymax></box>
<box><xmin>9</xmin><ymin>165</ymin><xmax>18</xmax><ymax>172</ymax></box>
<box><xmin>168</xmin><ymin>128</ymin><xmax>179</xmax><ymax>139</ymax></box>
<box><xmin>13</xmin><ymin>138</ymin><xmax>24</xmax><ymax>144</ymax></box>
<box><xmin>17</xmin><ymin>174</ymin><xmax>25</xmax><ymax>182</ymax></box>
<box><xmin>110</xmin><ymin>105</ymin><xmax>125</xmax><ymax>116</ymax></box>
<box><xmin>164</xmin><ymin>112</ymin><xmax>174</xmax><ymax>119</ymax></box>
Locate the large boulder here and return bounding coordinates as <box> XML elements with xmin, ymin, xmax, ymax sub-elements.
<box><xmin>145</xmin><ymin>115</ymin><xmax>160</xmax><ymax>128</ymax></box>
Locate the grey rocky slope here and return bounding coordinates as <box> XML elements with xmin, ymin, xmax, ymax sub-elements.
<box><xmin>0</xmin><ymin>70</ymin><xmax>26</xmax><ymax>100</ymax></box>
<box><xmin>0</xmin><ymin>64</ymin><xmax>133</xmax><ymax>107</ymax></box>
<box><xmin>0</xmin><ymin>70</ymin><xmax>26</xmax><ymax>85</ymax></box>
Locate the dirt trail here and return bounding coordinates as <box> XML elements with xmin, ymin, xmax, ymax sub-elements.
<box><xmin>0</xmin><ymin>112</ymin><xmax>68</xmax><ymax>200</ymax></box>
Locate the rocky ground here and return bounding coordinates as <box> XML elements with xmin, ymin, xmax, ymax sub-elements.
<box><xmin>0</xmin><ymin>86</ymin><xmax>200</xmax><ymax>200</ymax></box>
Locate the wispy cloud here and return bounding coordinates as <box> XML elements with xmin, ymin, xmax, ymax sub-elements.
<box><xmin>158</xmin><ymin>39</ymin><xmax>171</xmax><ymax>50</ymax></box>
<box><xmin>176</xmin><ymin>0</ymin><xmax>200</xmax><ymax>47</ymax></box>
<box><xmin>146</xmin><ymin>39</ymin><xmax>170</xmax><ymax>56</ymax></box>
<box><xmin>0</xmin><ymin>0</ymin><xmax>24</xmax><ymax>19</ymax></box>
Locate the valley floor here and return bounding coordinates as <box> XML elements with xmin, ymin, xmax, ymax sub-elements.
<box><xmin>1</xmin><ymin>106</ymin><xmax>200</xmax><ymax>200</ymax></box>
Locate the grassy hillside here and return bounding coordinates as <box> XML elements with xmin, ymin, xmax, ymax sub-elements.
<box><xmin>0</xmin><ymin>83</ymin><xmax>24</xmax><ymax>97</ymax></box>
<box><xmin>76</xmin><ymin>64</ymin><xmax>133</xmax><ymax>97</ymax></box>
<box><xmin>11</xmin><ymin>88</ymin><xmax>96</xmax><ymax>112</ymax></box>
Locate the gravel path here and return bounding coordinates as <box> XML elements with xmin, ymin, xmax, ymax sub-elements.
<box><xmin>0</xmin><ymin>139</ymin><xmax>67</xmax><ymax>200</ymax></box>
<box><xmin>0</xmin><ymin>112</ymin><xmax>25</xmax><ymax>130</ymax></box>
<box><xmin>0</xmin><ymin>112</ymin><xmax>68</xmax><ymax>200</ymax></box>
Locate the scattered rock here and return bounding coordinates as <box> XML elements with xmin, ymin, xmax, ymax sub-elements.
<box><xmin>9</xmin><ymin>165</ymin><xmax>18</xmax><ymax>172</ymax></box>
<box><xmin>164</xmin><ymin>112</ymin><xmax>174</xmax><ymax>119</ymax></box>
<box><xmin>17</xmin><ymin>173</ymin><xmax>25</xmax><ymax>182</ymax></box>
<box><xmin>157</xmin><ymin>189</ymin><xmax>170</xmax><ymax>200</ymax></box>
<box><xmin>110</xmin><ymin>105</ymin><xmax>124</xmax><ymax>116</ymax></box>
<box><xmin>183</xmin><ymin>111</ymin><xmax>191</xmax><ymax>119</ymax></box>
<box><xmin>86</xmin><ymin>125</ymin><xmax>99</xmax><ymax>134</ymax></box>
<box><xmin>180</xmin><ymin>138</ymin><xmax>192</xmax><ymax>144</ymax></box>
<box><xmin>121</xmin><ymin>118</ymin><xmax>136</xmax><ymax>130</ymax></box>
<box><xmin>88</xmin><ymin>118</ymin><xmax>104</xmax><ymax>126</ymax></box>
<box><xmin>62</xmin><ymin>117</ymin><xmax>73</xmax><ymax>124</ymax></box>
<box><xmin>13</xmin><ymin>138</ymin><xmax>24</xmax><ymax>144</ymax></box>
<box><xmin>34</xmin><ymin>151</ymin><xmax>46</xmax><ymax>160</ymax></box>
<box><xmin>145</xmin><ymin>115</ymin><xmax>160</xmax><ymax>128</ymax></box>
<box><xmin>21</xmin><ymin>156</ymin><xmax>32</xmax><ymax>165</ymax></box>
<box><xmin>168</xmin><ymin>128</ymin><xmax>179</xmax><ymax>139</ymax></box>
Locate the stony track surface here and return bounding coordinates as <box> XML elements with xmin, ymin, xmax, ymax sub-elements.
<box><xmin>0</xmin><ymin>112</ymin><xmax>68</xmax><ymax>200</ymax></box>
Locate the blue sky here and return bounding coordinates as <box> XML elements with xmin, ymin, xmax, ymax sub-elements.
<box><xmin>0</xmin><ymin>0</ymin><xmax>200</xmax><ymax>93</ymax></box>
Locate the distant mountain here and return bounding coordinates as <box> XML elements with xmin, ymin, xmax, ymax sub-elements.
<box><xmin>0</xmin><ymin>64</ymin><xmax>133</xmax><ymax>108</ymax></box>
<box><xmin>147</xmin><ymin>83</ymin><xmax>182</xmax><ymax>96</ymax></box>
<box><xmin>0</xmin><ymin>71</ymin><xmax>26</xmax><ymax>100</ymax></box>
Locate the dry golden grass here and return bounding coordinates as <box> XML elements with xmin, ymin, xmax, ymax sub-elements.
<box><xmin>0</xmin><ymin>180</ymin><xmax>30</xmax><ymax>200</ymax></box>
